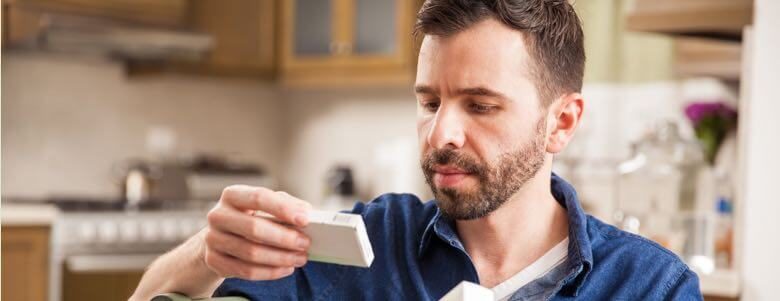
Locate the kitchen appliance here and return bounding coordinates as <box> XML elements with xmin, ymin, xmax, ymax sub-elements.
<box><xmin>115</xmin><ymin>158</ymin><xmax>194</xmax><ymax>209</ymax></box>
<box><xmin>186</xmin><ymin>155</ymin><xmax>273</xmax><ymax>202</ymax></box>
<box><xmin>47</xmin><ymin>198</ymin><xmax>209</xmax><ymax>301</ymax></box>
<box><xmin>121</xmin><ymin>162</ymin><xmax>157</xmax><ymax>210</ymax></box>
<box><xmin>47</xmin><ymin>156</ymin><xmax>271</xmax><ymax>300</ymax></box>
<box><xmin>321</xmin><ymin>165</ymin><xmax>357</xmax><ymax>211</ymax></box>
<box><xmin>3</xmin><ymin>3</ymin><xmax>213</xmax><ymax>62</ymax></box>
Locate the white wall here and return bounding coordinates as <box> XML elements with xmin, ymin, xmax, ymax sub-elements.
<box><xmin>738</xmin><ymin>0</ymin><xmax>780</xmax><ymax>299</ymax></box>
<box><xmin>1</xmin><ymin>53</ymin><xmax>284</xmax><ymax>199</ymax></box>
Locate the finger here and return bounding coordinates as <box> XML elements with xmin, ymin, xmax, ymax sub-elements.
<box><xmin>221</xmin><ymin>186</ymin><xmax>311</xmax><ymax>226</ymax></box>
<box><xmin>208</xmin><ymin>206</ymin><xmax>311</xmax><ymax>251</ymax></box>
<box><xmin>204</xmin><ymin>248</ymin><xmax>295</xmax><ymax>281</ymax></box>
<box><xmin>205</xmin><ymin>228</ymin><xmax>308</xmax><ymax>268</ymax></box>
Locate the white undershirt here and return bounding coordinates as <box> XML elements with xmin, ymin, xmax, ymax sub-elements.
<box><xmin>491</xmin><ymin>237</ymin><xmax>569</xmax><ymax>301</ymax></box>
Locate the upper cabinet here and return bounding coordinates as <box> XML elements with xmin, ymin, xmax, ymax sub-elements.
<box><xmin>279</xmin><ymin>0</ymin><xmax>417</xmax><ymax>87</ymax></box>
<box><xmin>3</xmin><ymin>0</ymin><xmax>424</xmax><ymax>87</ymax></box>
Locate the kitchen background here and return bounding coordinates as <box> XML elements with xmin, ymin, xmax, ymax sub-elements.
<box><xmin>2</xmin><ymin>0</ymin><xmax>778</xmax><ymax>301</ymax></box>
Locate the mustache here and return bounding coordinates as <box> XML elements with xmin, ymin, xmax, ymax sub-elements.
<box><xmin>421</xmin><ymin>148</ymin><xmax>485</xmax><ymax>177</ymax></box>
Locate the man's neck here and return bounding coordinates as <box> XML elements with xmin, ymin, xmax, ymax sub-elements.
<box><xmin>455</xmin><ymin>169</ymin><xmax>570</xmax><ymax>288</ymax></box>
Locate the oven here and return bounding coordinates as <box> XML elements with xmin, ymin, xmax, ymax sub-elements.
<box><xmin>49</xmin><ymin>205</ymin><xmax>207</xmax><ymax>301</ymax></box>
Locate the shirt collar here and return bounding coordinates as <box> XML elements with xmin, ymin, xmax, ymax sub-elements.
<box><xmin>417</xmin><ymin>173</ymin><xmax>593</xmax><ymax>296</ymax></box>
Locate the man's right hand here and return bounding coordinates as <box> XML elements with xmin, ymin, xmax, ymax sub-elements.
<box><xmin>203</xmin><ymin>185</ymin><xmax>312</xmax><ymax>281</ymax></box>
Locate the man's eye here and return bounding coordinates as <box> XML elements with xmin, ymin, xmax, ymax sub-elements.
<box><xmin>470</xmin><ymin>103</ymin><xmax>496</xmax><ymax>113</ymax></box>
<box><xmin>422</xmin><ymin>101</ymin><xmax>440</xmax><ymax>112</ymax></box>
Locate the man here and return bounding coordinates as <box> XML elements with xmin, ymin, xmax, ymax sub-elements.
<box><xmin>132</xmin><ymin>0</ymin><xmax>702</xmax><ymax>300</ymax></box>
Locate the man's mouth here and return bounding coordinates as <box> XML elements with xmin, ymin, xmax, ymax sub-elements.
<box><xmin>432</xmin><ymin>166</ymin><xmax>472</xmax><ymax>188</ymax></box>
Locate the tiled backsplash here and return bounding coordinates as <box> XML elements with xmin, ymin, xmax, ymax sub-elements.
<box><xmin>1</xmin><ymin>53</ymin><xmax>284</xmax><ymax>199</ymax></box>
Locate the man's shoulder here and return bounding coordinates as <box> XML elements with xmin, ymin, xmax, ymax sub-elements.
<box><xmin>586</xmin><ymin>215</ymin><xmax>684</xmax><ymax>263</ymax></box>
<box><xmin>582</xmin><ymin>215</ymin><xmax>701</xmax><ymax>299</ymax></box>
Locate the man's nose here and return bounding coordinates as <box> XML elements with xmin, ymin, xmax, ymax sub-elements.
<box><xmin>427</xmin><ymin>106</ymin><xmax>466</xmax><ymax>150</ymax></box>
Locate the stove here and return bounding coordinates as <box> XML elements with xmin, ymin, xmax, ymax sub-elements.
<box><xmin>46</xmin><ymin>198</ymin><xmax>210</xmax><ymax>301</ymax></box>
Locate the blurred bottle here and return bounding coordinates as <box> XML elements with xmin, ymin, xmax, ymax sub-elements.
<box><xmin>714</xmin><ymin>172</ymin><xmax>734</xmax><ymax>269</ymax></box>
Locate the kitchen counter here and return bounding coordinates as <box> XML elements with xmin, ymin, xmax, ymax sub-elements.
<box><xmin>1</xmin><ymin>203</ymin><xmax>59</xmax><ymax>226</ymax></box>
<box><xmin>701</xmin><ymin>269</ymin><xmax>740</xmax><ymax>298</ymax></box>
<box><xmin>0</xmin><ymin>201</ymin><xmax>742</xmax><ymax>298</ymax></box>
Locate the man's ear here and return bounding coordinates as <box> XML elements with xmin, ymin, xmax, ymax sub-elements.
<box><xmin>546</xmin><ymin>93</ymin><xmax>584</xmax><ymax>154</ymax></box>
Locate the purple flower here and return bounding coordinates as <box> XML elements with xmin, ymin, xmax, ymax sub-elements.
<box><xmin>684</xmin><ymin>102</ymin><xmax>737</xmax><ymax>127</ymax></box>
<box><xmin>684</xmin><ymin>101</ymin><xmax>738</xmax><ymax>164</ymax></box>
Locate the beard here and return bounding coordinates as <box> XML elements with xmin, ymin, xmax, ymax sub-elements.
<box><xmin>421</xmin><ymin>118</ymin><xmax>547</xmax><ymax>220</ymax></box>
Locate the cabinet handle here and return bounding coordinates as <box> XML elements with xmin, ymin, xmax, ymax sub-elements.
<box><xmin>343</xmin><ymin>43</ymin><xmax>353</xmax><ymax>55</ymax></box>
<box><xmin>329</xmin><ymin>42</ymin><xmax>353</xmax><ymax>55</ymax></box>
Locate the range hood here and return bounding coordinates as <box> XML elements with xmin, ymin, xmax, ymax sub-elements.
<box><xmin>3</xmin><ymin>6</ymin><xmax>214</xmax><ymax>62</ymax></box>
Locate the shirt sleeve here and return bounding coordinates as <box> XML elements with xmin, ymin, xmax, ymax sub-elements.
<box><xmin>665</xmin><ymin>269</ymin><xmax>704</xmax><ymax>301</ymax></box>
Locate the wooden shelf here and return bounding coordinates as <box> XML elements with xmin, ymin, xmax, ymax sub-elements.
<box><xmin>626</xmin><ymin>0</ymin><xmax>752</xmax><ymax>41</ymax></box>
<box><xmin>674</xmin><ymin>37</ymin><xmax>742</xmax><ymax>80</ymax></box>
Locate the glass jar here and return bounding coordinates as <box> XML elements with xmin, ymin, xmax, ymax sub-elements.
<box><xmin>615</xmin><ymin>121</ymin><xmax>715</xmax><ymax>273</ymax></box>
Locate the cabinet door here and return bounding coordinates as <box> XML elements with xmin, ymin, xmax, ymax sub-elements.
<box><xmin>63</xmin><ymin>269</ymin><xmax>144</xmax><ymax>301</ymax></box>
<box><xmin>1</xmin><ymin>226</ymin><xmax>50</xmax><ymax>301</ymax></box>
<box><xmin>281</xmin><ymin>0</ymin><xmax>417</xmax><ymax>86</ymax></box>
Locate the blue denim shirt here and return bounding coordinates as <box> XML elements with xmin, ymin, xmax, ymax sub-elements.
<box><xmin>214</xmin><ymin>174</ymin><xmax>702</xmax><ymax>300</ymax></box>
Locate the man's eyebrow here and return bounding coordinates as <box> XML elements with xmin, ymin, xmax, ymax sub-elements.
<box><xmin>456</xmin><ymin>87</ymin><xmax>509</xmax><ymax>100</ymax></box>
<box><xmin>414</xmin><ymin>86</ymin><xmax>508</xmax><ymax>100</ymax></box>
<box><xmin>414</xmin><ymin>85</ymin><xmax>437</xmax><ymax>95</ymax></box>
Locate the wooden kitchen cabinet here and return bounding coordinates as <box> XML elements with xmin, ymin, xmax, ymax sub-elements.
<box><xmin>279</xmin><ymin>0</ymin><xmax>418</xmax><ymax>87</ymax></box>
<box><xmin>1</xmin><ymin>226</ymin><xmax>51</xmax><ymax>301</ymax></box>
<box><xmin>62</xmin><ymin>269</ymin><xmax>144</xmax><ymax>301</ymax></box>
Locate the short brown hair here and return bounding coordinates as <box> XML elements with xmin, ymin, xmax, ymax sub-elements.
<box><xmin>415</xmin><ymin>0</ymin><xmax>585</xmax><ymax>106</ymax></box>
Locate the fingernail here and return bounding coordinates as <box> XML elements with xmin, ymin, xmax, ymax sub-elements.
<box><xmin>296</xmin><ymin>237</ymin><xmax>309</xmax><ymax>249</ymax></box>
<box><xmin>294</xmin><ymin>213</ymin><xmax>308</xmax><ymax>225</ymax></box>
<box><xmin>295</xmin><ymin>256</ymin><xmax>307</xmax><ymax>267</ymax></box>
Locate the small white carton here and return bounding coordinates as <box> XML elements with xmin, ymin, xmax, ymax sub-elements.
<box><xmin>256</xmin><ymin>210</ymin><xmax>374</xmax><ymax>268</ymax></box>
<box><xmin>302</xmin><ymin>210</ymin><xmax>374</xmax><ymax>268</ymax></box>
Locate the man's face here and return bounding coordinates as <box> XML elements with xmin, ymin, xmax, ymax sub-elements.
<box><xmin>415</xmin><ymin>19</ymin><xmax>549</xmax><ymax>220</ymax></box>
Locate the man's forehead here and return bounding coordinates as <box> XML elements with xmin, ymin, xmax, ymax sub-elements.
<box><xmin>415</xmin><ymin>24</ymin><xmax>534</xmax><ymax>99</ymax></box>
